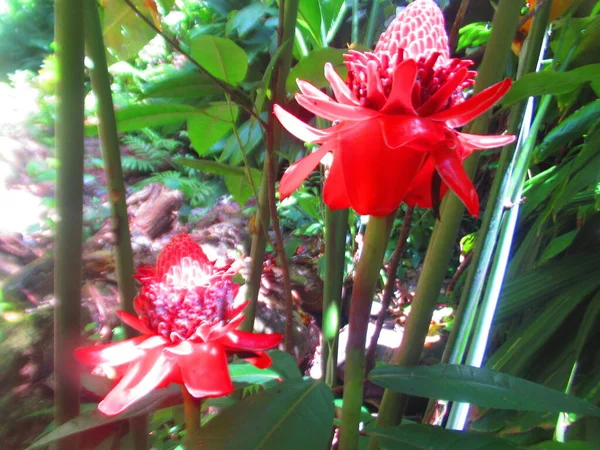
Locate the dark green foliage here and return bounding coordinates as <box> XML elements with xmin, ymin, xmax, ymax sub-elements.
<box><xmin>0</xmin><ymin>0</ymin><xmax>54</xmax><ymax>78</ymax></box>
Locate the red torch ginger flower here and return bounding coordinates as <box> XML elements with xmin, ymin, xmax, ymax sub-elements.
<box><xmin>275</xmin><ymin>0</ymin><xmax>515</xmax><ymax>217</ymax></box>
<box><xmin>75</xmin><ymin>234</ymin><xmax>282</xmax><ymax>416</ymax></box>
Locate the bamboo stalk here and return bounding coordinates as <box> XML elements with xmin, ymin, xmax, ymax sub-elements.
<box><xmin>53</xmin><ymin>0</ymin><xmax>84</xmax><ymax>445</ymax></box>
<box><xmin>368</xmin><ymin>2</ymin><xmax>522</xmax><ymax>447</ymax></box>
<box><xmin>83</xmin><ymin>0</ymin><xmax>148</xmax><ymax>446</ymax></box>
<box><xmin>339</xmin><ymin>214</ymin><xmax>395</xmax><ymax>450</ymax></box>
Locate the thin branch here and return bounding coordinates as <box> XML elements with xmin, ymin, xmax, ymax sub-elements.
<box><xmin>365</xmin><ymin>207</ymin><xmax>413</xmax><ymax>371</ymax></box>
<box><xmin>445</xmin><ymin>250</ymin><xmax>472</xmax><ymax>296</ymax></box>
<box><xmin>449</xmin><ymin>0</ymin><xmax>472</xmax><ymax>54</ymax></box>
<box><xmin>121</xmin><ymin>0</ymin><xmax>267</xmax><ymax>129</ymax></box>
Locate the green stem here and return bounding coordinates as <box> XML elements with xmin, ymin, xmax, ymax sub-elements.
<box><xmin>53</xmin><ymin>0</ymin><xmax>84</xmax><ymax>444</ymax></box>
<box><xmin>182</xmin><ymin>388</ymin><xmax>203</xmax><ymax>449</ymax></box>
<box><xmin>365</xmin><ymin>207</ymin><xmax>413</xmax><ymax>372</ymax></box>
<box><xmin>242</xmin><ymin>0</ymin><xmax>300</xmax><ymax>331</ymax></box>
<box><xmin>351</xmin><ymin>0</ymin><xmax>359</xmax><ymax>44</ymax></box>
<box><xmin>83</xmin><ymin>1</ymin><xmax>148</xmax><ymax>446</ymax></box>
<box><xmin>365</xmin><ymin>0</ymin><xmax>380</xmax><ymax>48</ymax></box>
<box><xmin>368</xmin><ymin>1</ymin><xmax>521</xmax><ymax>447</ymax></box>
<box><xmin>339</xmin><ymin>214</ymin><xmax>395</xmax><ymax>450</ymax></box>
<box><xmin>322</xmin><ymin>207</ymin><xmax>349</xmax><ymax>387</ymax></box>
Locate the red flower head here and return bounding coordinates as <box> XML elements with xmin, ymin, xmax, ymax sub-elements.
<box><xmin>274</xmin><ymin>0</ymin><xmax>515</xmax><ymax>217</ymax></box>
<box><xmin>75</xmin><ymin>234</ymin><xmax>282</xmax><ymax>416</ymax></box>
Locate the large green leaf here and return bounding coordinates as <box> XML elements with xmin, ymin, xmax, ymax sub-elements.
<box><xmin>190</xmin><ymin>35</ymin><xmax>249</xmax><ymax>85</ymax></box>
<box><xmin>529</xmin><ymin>442</ymin><xmax>600</xmax><ymax>450</ymax></box>
<box><xmin>26</xmin><ymin>385</ymin><xmax>181</xmax><ymax>449</ymax></box>
<box><xmin>368</xmin><ymin>424</ymin><xmax>520</xmax><ymax>450</ymax></box>
<box><xmin>496</xmin><ymin>251</ymin><xmax>600</xmax><ymax>320</ymax></box>
<box><xmin>369</xmin><ymin>364</ymin><xmax>600</xmax><ymax>416</ymax></box>
<box><xmin>198</xmin><ymin>379</ymin><xmax>334</xmax><ymax>450</ymax></box>
<box><xmin>179</xmin><ymin>158</ymin><xmax>261</xmax><ymax>206</ymax></box>
<box><xmin>224</xmin><ymin>169</ymin><xmax>261</xmax><ymax>207</ymax></box>
<box><xmin>188</xmin><ymin>102</ymin><xmax>239</xmax><ymax>156</ymax></box>
<box><xmin>500</xmin><ymin>64</ymin><xmax>600</xmax><ymax>108</ymax></box>
<box><xmin>229</xmin><ymin>360</ymin><xmax>280</xmax><ymax>386</ymax></box>
<box><xmin>141</xmin><ymin>67</ymin><xmax>217</xmax><ymax>99</ymax></box>
<box><xmin>535</xmin><ymin>100</ymin><xmax>600</xmax><ymax>163</ymax></box>
<box><xmin>489</xmin><ymin>274</ymin><xmax>600</xmax><ymax>376</ymax></box>
<box><xmin>101</xmin><ymin>0</ymin><xmax>156</xmax><ymax>62</ymax></box>
<box><xmin>286</xmin><ymin>47</ymin><xmax>348</xmax><ymax>93</ymax></box>
<box><xmin>85</xmin><ymin>103</ymin><xmax>197</xmax><ymax>136</ymax></box>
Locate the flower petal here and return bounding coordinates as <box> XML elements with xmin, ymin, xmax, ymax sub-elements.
<box><xmin>296</xmin><ymin>79</ymin><xmax>332</xmax><ymax>101</ymax></box>
<box><xmin>404</xmin><ymin>157</ymin><xmax>449</xmax><ymax>208</ymax></box>
<box><xmin>379</xmin><ymin>115</ymin><xmax>446</xmax><ymax>150</ymax></box>
<box><xmin>278</xmin><ymin>142</ymin><xmax>333</xmax><ymax>200</ymax></box>
<box><xmin>98</xmin><ymin>347</ymin><xmax>174</xmax><ymax>415</ymax></box>
<box><xmin>323</xmin><ymin>152</ymin><xmax>351</xmax><ymax>210</ymax></box>
<box><xmin>219</xmin><ymin>330</ymin><xmax>283</xmax><ymax>351</ymax></box>
<box><xmin>457</xmin><ymin>132</ymin><xmax>516</xmax><ymax>150</ymax></box>
<box><xmin>244</xmin><ymin>352</ymin><xmax>273</xmax><ymax>369</ymax></box>
<box><xmin>324</xmin><ymin>63</ymin><xmax>358</xmax><ymax>106</ymax></box>
<box><xmin>117</xmin><ymin>310</ymin><xmax>155</xmax><ymax>335</ymax></box>
<box><xmin>296</xmin><ymin>93</ymin><xmax>380</xmax><ymax>122</ymax></box>
<box><xmin>366</xmin><ymin>60</ymin><xmax>387</xmax><ymax>110</ymax></box>
<box><xmin>429</xmin><ymin>78</ymin><xmax>512</xmax><ymax>128</ymax></box>
<box><xmin>431</xmin><ymin>144</ymin><xmax>479</xmax><ymax>217</ymax></box>
<box><xmin>338</xmin><ymin>117</ymin><xmax>426</xmax><ymax>216</ymax></box>
<box><xmin>137</xmin><ymin>335</ymin><xmax>169</xmax><ymax>350</ymax></box>
<box><xmin>417</xmin><ymin>67</ymin><xmax>469</xmax><ymax>116</ymax></box>
<box><xmin>382</xmin><ymin>59</ymin><xmax>418</xmax><ymax>115</ymax></box>
<box><xmin>206</xmin><ymin>313</ymin><xmax>246</xmax><ymax>341</ymax></box>
<box><xmin>74</xmin><ymin>336</ymin><xmax>146</xmax><ymax>367</ymax></box>
<box><xmin>273</xmin><ymin>104</ymin><xmax>332</xmax><ymax>143</ymax></box>
<box><xmin>166</xmin><ymin>341</ymin><xmax>234</xmax><ymax>399</ymax></box>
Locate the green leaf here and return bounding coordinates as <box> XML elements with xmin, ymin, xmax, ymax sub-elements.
<box><xmin>528</xmin><ymin>441</ymin><xmax>600</xmax><ymax>450</ymax></box>
<box><xmin>500</xmin><ymin>64</ymin><xmax>600</xmax><ymax>108</ymax></box>
<box><xmin>188</xmin><ymin>102</ymin><xmax>239</xmax><ymax>156</ymax></box>
<box><xmin>538</xmin><ymin>230</ymin><xmax>577</xmax><ymax>263</ymax></box>
<box><xmin>222</xmin><ymin>116</ymin><xmax>265</xmax><ymax>165</ymax></box>
<box><xmin>286</xmin><ymin>48</ymin><xmax>348</xmax><ymax>93</ymax></box>
<box><xmin>368</xmin><ymin>424</ymin><xmax>520</xmax><ymax>450</ymax></box>
<box><xmin>228</xmin><ymin>360</ymin><xmax>280</xmax><ymax>386</ymax></box>
<box><xmin>178</xmin><ymin>158</ymin><xmax>261</xmax><ymax>206</ymax></box>
<box><xmin>368</xmin><ymin>364</ymin><xmax>600</xmax><ymax>416</ymax></box>
<box><xmin>178</xmin><ymin>158</ymin><xmax>247</xmax><ymax>177</ymax></box>
<box><xmin>101</xmin><ymin>0</ymin><xmax>156</xmax><ymax>62</ymax></box>
<box><xmin>198</xmin><ymin>379</ymin><xmax>334</xmax><ymax>450</ymax></box>
<box><xmin>224</xmin><ymin>168</ymin><xmax>261</xmax><ymax>206</ymax></box>
<box><xmin>141</xmin><ymin>67</ymin><xmax>217</xmax><ymax>99</ymax></box>
<box><xmin>86</xmin><ymin>103</ymin><xmax>197</xmax><ymax>136</ymax></box>
<box><xmin>26</xmin><ymin>385</ymin><xmax>181</xmax><ymax>449</ymax></box>
<box><xmin>266</xmin><ymin>349</ymin><xmax>302</xmax><ymax>380</ymax></box>
<box><xmin>226</xmin><ymin>3</ymin><xmax>277</xmax><ymax>39</ymax></box>
<box><xmin>535</xmin><ymin>100</ymin><xmax>600</xmax><ymax>163</ymax></box>
<box><xmin>190</xmin><ymin>35</ymin><xmax>248</xmax><ymax>85</ymax></box>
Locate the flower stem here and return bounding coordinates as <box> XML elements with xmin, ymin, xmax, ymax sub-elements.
<box><xmin>83</xmin><ymin>0</ymin><xmax>148</xmax><ymax>446</ymax></box>
<box><xmin>182</xmin><ymin>388</ymin><xmax>203</xmax><ymax>449</ymax></box>
<box><xmin>339</xmin><ymin>214</ymin><xmax>395</xmax><ymax>450</ymax></box>
<box><xmin>53</xmin><ymin>0</ymin><xmax>84</xmax><ymax>443</ymax></box>
<box><xmin>242</xmin><ymin>0</ymin><xmax>299</xmax><ymax>332</ymax></box>
<box><xmin>368</xmin><ymin>1</ymin><xmax>521</xmax><ymax>447</ymax></box>
<box><xmin>322</xmin><ymin>207</ymin><xmax>349</xmax><ymax>386</ymax></box>
<box><xmin>365</xmin><ymin>207</ymin><xmax>413</xmax><ymax>371</ymax></box>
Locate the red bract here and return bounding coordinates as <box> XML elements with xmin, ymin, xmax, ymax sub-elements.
<box><xmin>274</xmin><ymin>0</ymin><xmax>515</xmax><ymax>217</ymax></box>
<box><xmin>75</xmin><ymin>234</ymin><xmax>282</xmax><ymax>416</ymax></box>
